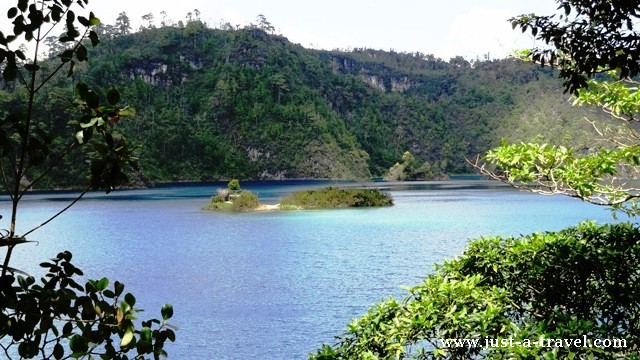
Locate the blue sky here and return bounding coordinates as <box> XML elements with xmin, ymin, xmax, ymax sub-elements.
<box><xmin>1</xmin><ymin>0</ymin><xmax>559</xmax><ymax>60</ymax></box>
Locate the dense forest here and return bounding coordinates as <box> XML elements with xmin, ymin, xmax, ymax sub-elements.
<box><xmin>0</xmin><ymin>15</ymin><xmax>606</xmax><ymax>186</ymax></box>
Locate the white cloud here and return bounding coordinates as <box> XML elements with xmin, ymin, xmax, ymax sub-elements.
<box><xmin>437</xmin><ymin>7</ymin><xmax>522</xmax><ymax>60</ymax></box>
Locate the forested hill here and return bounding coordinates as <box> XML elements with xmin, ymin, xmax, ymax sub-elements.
<box><xmin>8</xmin><ymin>21</ymin><xmax>604</xmax><ymax>185</ymax></box>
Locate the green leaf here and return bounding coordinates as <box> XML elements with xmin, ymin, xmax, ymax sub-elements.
<box><xmin>114</xmin><ymin>281</ymin><xmax>125</xmax><ymax>296</ymax></box>
<box><xmin>53</xmin><ymin>342</ymin><xmax>64</xmax><ymax>360</ymax></box>
<box><xmin>80</xmin><ymin>118</ymin><xmax>98</xmax><ymax>128</ymax></box>
<box><xmin>89</xmin><ymin>12</ymin><xmax>100</xmax><ymax>26</ymax></box>
<box><xmin>78</xmin><ymin>16</ymin><xmax>89</xmax><ymax>27</ymax></box>
<box><xmin>3</xmin><ymin>65</ymin><xmax>17</xmax><ymax>81</ymax></box>
<box><xmin>107</xmin><ymin>88</ymin><xmax>120</xmax><ymax>105</ymax></box>
<box><xmin>88</xmin><ymin>30</ymin><xmax>99</xmax><ymax>47</ymax></box>
<box><xmin>69</xmin><ymin>334</ymin><xmax>88</xmax><ymax>353</ymax></box>
<box><xmin>120</xmin><ymin>329</ymin><xmax>134</xmax><ymax>347</ymax></box>
<box><xmin>140</xmin><ymin>327</ymin><xmax>152</xmax><ymax>342</ymax></box>
<box><xmin>62</xmin><ymin>322</ymin><xmax>73</xmax><ymax>336</ymax></box>
<box><xmin>7</xmin><ymin>7</ymin><xmax>18</xmax><ymax>18</ymax></box>
<box><xmin>13</xmin><ymin>19</ymin><xmax>24</xmax><ymax>36</ymax></box>
<box><xmin>166</xmin><ymin>329</ymin><xmax>176</xmax><ymax>342</ymax></box>
<box><xmin>75</xmin><ymin>130</ymin><xmax>84</xmax><ymax>144</ymax></box>
<box><xmin>95</xmin><ymin>277</ymin><xmax>109</xmax><ymax>291</ymax></box>
<box><xmin>124</xmin><ymin>293</ymin><xmax>136</xmax><ymax>307</ymax></box>
<box><xmin>76</xmin><ymin>44</ymin><xmax>87</xmax><ymax>62</ymax></box>
<box><xmin>86</xmin><ymin>90</ymin><xmax>99</xmax><ymax>109</ymax></box>
<box><xmin>66</xmin><ymin>10</ymin><xmax>75</xmax><ymax>25</ymax></box>
<box><xmin>76</xmin><ymin>82</ymin><xmax>89</xmax><ymax>98</ymax></box>
<box><xmin>118</xmin><ymin>107</ymin><xmax>136</xmax><ymax>117</ymax></box>
<box><xmin>67</xmin><ymin>60</ymin><xmax>76</xmax><ymax>77</ymax></box>
<box><xmin>93</xmin><ymin>143</ymin><xmax>109</xmax><ymax>156</ymax></box>
<box><xmin>161</xmin><ymin>304</ymin><xmax>173</xmax><ymax>320</ymax></box>
<box><xmin>60</xmin><ymin>49</ymin><xmax>73</xmax><ymax>62</ymax></box>
<box><xmin>17</xmin><ymin>0</ymin><xmax>27</xmax><ymax>12</ymax></box>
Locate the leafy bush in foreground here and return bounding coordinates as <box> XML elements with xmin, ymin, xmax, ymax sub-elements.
<box><xmin>312</xmin><ymin>222</ymin><xmax>640</xmax><ymax>359</ymax></box>
<box><xmin>0</xmin><ymin>251</ymin><xmax>175</xmax><ymax>359</ymax></box>
<box><xmin>0</xmin><ymin>0</ymin><xmax>175</xmax><ymax>357</ymax></box>
<box><xmin>280</xmin><ymin>187</ymin><xmax>393</xmax><ymax>209</ymax></box>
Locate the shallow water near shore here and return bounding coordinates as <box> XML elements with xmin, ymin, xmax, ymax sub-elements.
<box><xmin>3</xmin><ymin>180</ymin><xmax>618</xmax><ymax>359</ymax></box>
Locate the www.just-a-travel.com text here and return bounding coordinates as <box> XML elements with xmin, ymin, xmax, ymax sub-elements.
<box><xmin>439</xmin><ymin>336</ymin><xmax>627</xmax><ymax>350</ymax></box>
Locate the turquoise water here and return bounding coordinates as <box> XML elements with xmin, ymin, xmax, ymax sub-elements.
<box><xmin>2</xmin><ymin>180</ymin><xmax>617</xmax><ymax>359</ymax></box>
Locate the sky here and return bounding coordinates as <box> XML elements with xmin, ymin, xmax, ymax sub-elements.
<box><xmin>1</xmin><ymin>0</ymin><xmax>559</xmax><ymax>60</ymax></box>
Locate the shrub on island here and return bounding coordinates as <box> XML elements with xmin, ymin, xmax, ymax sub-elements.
<box><xmin>280</xmin><ymin>187</ymin><xmax>392</xmax><ymax>209</ymax></box>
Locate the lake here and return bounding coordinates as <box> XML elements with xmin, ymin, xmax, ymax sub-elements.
<box><xmin>3</xmin><ymin>180</ymin><xmax>617</xmax><ymax>359</ymax></box>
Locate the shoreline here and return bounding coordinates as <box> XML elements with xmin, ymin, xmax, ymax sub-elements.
<box><xmin>7</xmin><ymin>176</ymin><xmax>488</xmax><ymax>196</ymax></box>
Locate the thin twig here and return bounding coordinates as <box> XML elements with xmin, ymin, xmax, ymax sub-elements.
<box><xmin>34</xmin><ymin>27</ymin><xmax>91</xmax><ymax>94</ymax></box>
<box><xmin>22</xmin><ymin>185</ymin><xmax>91</xmax><ymax>238</ymax></box>
<box><xmin>0</xmin><ymin>158</ymin><xmax>15</xmax><ymax>202</ymax></box>
<box><xmin>18</xmin><ymin>141</ymin><xmax>77</xmax><ymax>200</ymax></box>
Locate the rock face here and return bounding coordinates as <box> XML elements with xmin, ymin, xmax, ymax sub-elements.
<box><xmin>361</xmin><ymin>74</ymin><xmax>386</xmax><ymax>92</ymax></box>
<box><xmin>299</xmin><ymin>141</ymin><xmax>371</xmax><ymax>180</ymax></box>
<box><xmin>358</xmin><ymin>74</ymin><xmax>415</xmax><ymax>93</ymax></box>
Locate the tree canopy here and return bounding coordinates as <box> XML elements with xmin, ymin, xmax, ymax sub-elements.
<box><xmin>479</xmin><ymin>0</ymin><xmax>640</xmax><ymax>216</ymax></box>
<box><xmin>513</xmin><ymin>0</ymin><xmax>640</xmax><ymax>94</ymax></box>
<box><xmin>0</xmin><ymin>14</ymin><xmax>608</xmax><ymax>184</ymax></box>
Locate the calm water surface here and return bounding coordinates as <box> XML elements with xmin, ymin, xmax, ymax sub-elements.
<box><xmin>3</xmin><ymin>180</ymin><xmax>616</xmax><ymax>359</ymax></box>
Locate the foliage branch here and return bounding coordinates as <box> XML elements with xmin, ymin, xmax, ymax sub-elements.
<box><xmin>0</xmin><ymin>0</ymin><xmax>174</xmax><ymax>358</ymax></box>
<box><xmin>474</xmin><ymin>0</ymin><xmax>640</xmax><ymax>216</ymax></box>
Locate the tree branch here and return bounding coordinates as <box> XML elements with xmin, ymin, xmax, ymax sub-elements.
<box><xmin>34</xmin><ymin>27</ymin><xmax>91</xmax><ymax>94</ymax></box>
<box><xmin>18</xmin><ymin>141</ymin><xmax>77</xmax><ymax>200</ymax></box>
<box><xmin>467</xmin><ymin>155</ymin><xmax>640</xmax><ymax>208</ymax></box>
<box><xmin>0</xmin><ymin>158</ymin><xmax>15</xmax><ymax>202</ymax></box>
<box><xmin>22</xmin><ymin>185</ymin><xmax>91</xmax><ymax>238</ymax></box>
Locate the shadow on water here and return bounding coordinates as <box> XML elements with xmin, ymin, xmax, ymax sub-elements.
<box><xmin>5</xmin><ymin>180</ymin><xmax>354</xmax><ymax>203</ymax></box>
<box><xmin>12</xmin><ymin>179</ymin><xmax>507</xmax><ymax>203</ymax></box>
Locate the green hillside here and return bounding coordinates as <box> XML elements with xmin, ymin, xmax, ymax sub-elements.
<box><xmin>0</xmin><ymin>20</ymin><xmax>605</xmax><ymax>186</ymax></box>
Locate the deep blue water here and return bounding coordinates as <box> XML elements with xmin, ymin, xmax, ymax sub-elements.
<box><xmin>1</xmin><ymin>180</ymin><xmax>618</xmax><ymax>359</ymax></box>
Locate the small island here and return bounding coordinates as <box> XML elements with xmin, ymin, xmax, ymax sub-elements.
<box><xmin>203</xmin><ymin>179</ymin><xmax>260</xmax><ymax>211</ymax></box>
<box><xmin>385</xmin><ymin>151</ymin><xmax>449</xmax><ymax>181</ymax></box>
<box><xmin>203</xmin><ymin>181</ymin><xmax>393</xmax><ymax>211</ymax></box>
<box><xmin>279</xmin><ymin>187</ymin><xmax>393</xmax><ymax>210</ymax></box>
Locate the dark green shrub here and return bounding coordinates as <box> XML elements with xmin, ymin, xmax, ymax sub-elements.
<box><xmin>0</xmin><ymin>252</ymin><xmax>175</xmax><ymax>359</ymax></box>
<box><xmin>211</xmin><ymin>195</ymin><xmax>225</xmax><ymax>203</ymax></box>
<box><xmin>312</xmin><ymin>222</ymin><xmax>640</xmax><ymax>359</ymax></box>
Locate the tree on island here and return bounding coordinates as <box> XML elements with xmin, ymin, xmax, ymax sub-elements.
<box><xmin>227</xmin><ymin>178</ymin><xmax>241</xmax><ymax>192</ymax></box>
<box><xmin>385</xmin><ymin>151</ymin><xmax>446</xmax><ymax>181</ymax></box>
<box><xmin>312</xmin><ymin>1</ymin><xmax>640</xmax><ymax>358</ymax></box>
<box><xmin>0</xmin><ymin>1</ymin><xmax>174</xmax><ymax>358</ymax></box>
